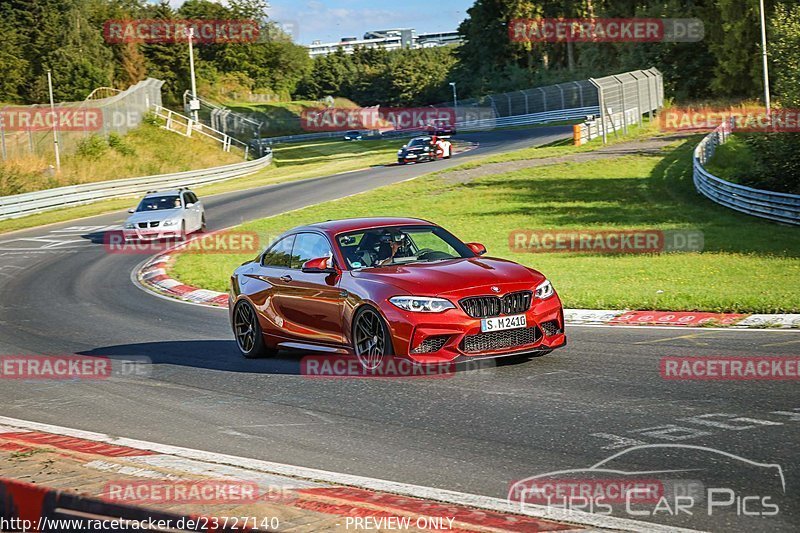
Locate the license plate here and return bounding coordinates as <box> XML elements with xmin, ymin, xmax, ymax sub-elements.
<box><xmin>481</xmin><ymin>314</ymin><xmax>526</xmax><ymax>332</ymax></box>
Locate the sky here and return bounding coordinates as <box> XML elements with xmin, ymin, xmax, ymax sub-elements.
<box><xmin>266</xmin><ymin>0</ymin><xmax>474</xmax><ymax>44</ymax></box>
<box><xmin>164</xmin><ymin>0</ymin><xmax>474</xmax><ymax>45</ymax></box>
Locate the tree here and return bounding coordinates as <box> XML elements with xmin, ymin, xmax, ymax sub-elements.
<box><xmin>707</xmin><ymin>0</ymin><xmax>763</xmax><ymax>98</ymax></box>
<box><xmin>771</xmin><ymin>2</ymin><xmax>800</xmax><ymax>107</ymax></box>
<box><xmin>0</xmin><ymin>6</ymin><xmax>29</xmax><ymax>102</ymax></box>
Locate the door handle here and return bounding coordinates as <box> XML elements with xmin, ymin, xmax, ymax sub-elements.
<box><xmin>280</xmin><ymin>275</ymin><xmax>293</xmax><ymax>283</ymax></box>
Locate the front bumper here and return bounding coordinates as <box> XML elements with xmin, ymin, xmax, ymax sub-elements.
<box><xmin>382</xmin><ymin>295</ymin><xmax>566</xmax><ymax>363</ymax></box>
<box><xmin>398</xmin><ymin>152</ymin><xmax>431</xmax><ymax>164</ymax></box>
<box><xmin>123</xmin><ymin>227</ymin><xmax>183</xmax><ymax>241</ymax></box>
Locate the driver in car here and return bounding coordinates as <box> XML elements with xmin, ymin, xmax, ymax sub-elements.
<box><xmin>376</xmin><ymin>231</ymin><xmax>409</xmax><ymax>266</ymax></box>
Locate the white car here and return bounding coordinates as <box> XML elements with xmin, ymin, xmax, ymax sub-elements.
<box><xmin>123</xmin><ymin>189</ymin><xmax>205</xmax><ymax>241</ymax></box>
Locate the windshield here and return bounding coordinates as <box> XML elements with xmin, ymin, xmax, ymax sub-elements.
<box><xmin>336</xmin><ymin>225</ymin><xmax>473</xmax><ymax>269</ymax></box>
<box><xmin>407</xmin><ymin>138</ymin><xmax>430</xmax><ymax>148</ymax></box>
<box><xmin>136</xmin><ymin>195</ymin><xmax>181</xmax><ymax>212</ymax></box>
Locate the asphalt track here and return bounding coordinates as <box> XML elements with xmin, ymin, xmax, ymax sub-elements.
<box><xmin>0</xmin><ymin>125</ymin><xmax>798</xmax><ymax>532</ymax></box>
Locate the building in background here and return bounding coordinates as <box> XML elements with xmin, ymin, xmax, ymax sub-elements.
<box><xmin>308</xmin><ymin>28</ymin><xmax>461</xmax><ymax>58</ymax></box>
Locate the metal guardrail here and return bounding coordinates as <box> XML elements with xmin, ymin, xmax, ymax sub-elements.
<box><xmin>152</xmin><ymin>105</ymin><xmax>249</xmax><ymax>157</ymax></box>
<box><xmin>457</xmin><ymin>106</ymin><xmax>599</xmax><ymax>132</ymax></box>
<box><xmin>693</xmin><ymin>121</ymin><xmax>800</xmax><ymax>225</ymax></box>
<box><xmin>256</xmin><ymin>107</ymin><xmax>600</xmax><ymax>145</ymax></box>
<box><xmin>573</xmin><ymin>108</ymin><xmax>640</xmax><ymax>145</ymax></box>
<box><xmin>0</xmin><ymin>153</ymin><xmax>272</xmax><ymax>221</ymax></box>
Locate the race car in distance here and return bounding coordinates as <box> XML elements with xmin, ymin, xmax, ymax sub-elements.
<box><xmin>343</xmin><ymin>130</ymin><xmax>362</xmax><ymax>141</ymax></box>
<box><xmin>229</xmin><ymin>217</ymin><xmax>565</xmax><ymax>366</ymax></box>
<box><xmin>426</xmin><ymin>118</ymin><xmax>456</xmax><ymax>137</ymax></box>
<box><xmin>123</xmin><ymin>189</ymin><xmax>205</xmax><ymax>241</ymax></box>
<box><xmin>397</xmin><ymin>136</ymin><xmax>452</xmax><ymax>164</ymax></box>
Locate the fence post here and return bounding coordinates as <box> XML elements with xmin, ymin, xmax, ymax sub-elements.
<box><xmin>539</xmin><ymin>88</ymin><xmax>547</xmax><ymax>112</ymax></box>
<box><xmin>520</xmin><ymin>91</ymin><xmax>529</xmax><ymax>115</ymax></box>
<box><xmin>634</xmin><ymin>74</ymin><xmax>643</xmax><ymax>127</ymax></box>
<box><xmin>557</xmin><ymin>84</ymin><xmax>565</xmax><ymax>110</ymax></box>
<box><xmin>0</xmin><ymin>118</ymin><xmax>6</xmax><ymax>161</ymax></box>
<box><xmin>486</xmin><ymin>95</ymin><xmax>498</xmax><ymax>117</ymax></box>
<box><xmin>613</xmin><ymin>76</ymin><xmax>628</xmax><ymax>135</ymax></box>
<box><xmin>589</xmin><ymin>79</ymin><xmax>606</xmax><ymax>144</ymax></box>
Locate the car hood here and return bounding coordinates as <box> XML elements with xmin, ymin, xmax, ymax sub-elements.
<box><xmin>350</xmin><ymin>257</ymin><xmax>545</xmax><ymax>296</ymax></box>
<box><xmin>126</xmin><ymin>210</ymin><xmax>182</xmax><ymax>223</ymax></box>
<box><xmin>400</xmin><ymin>145</ymin><xmax>426</xmax><ymax>153</ymax></box>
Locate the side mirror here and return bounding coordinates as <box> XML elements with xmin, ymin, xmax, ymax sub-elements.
<box><xmin>466</xmin><ymin>242</ymin><xmax>487</xmax><ymax>256</ymax></box>
<box><xmin>302</xmin><ymin>256</ymin><xmax>337</xmax><ymax>274</ymax></box>
<box><xmin>127</xmin><ymin>208</ymin><xmax>135</xmax><ymax>213</ymax></box>
<box><xmin>185</xmin><ymin>202</ymin><xmax>194</xmax><ymax>208</ymax></box>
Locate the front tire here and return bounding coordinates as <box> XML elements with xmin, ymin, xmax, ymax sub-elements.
<box><xmin>233</xmin><ymin>300</ymin><xmax>276</xmax><ymax>359</ymax></box>
<box><xmin>352</xmin><ymin>306</ymin><xmax>393</xmax><ymax>370</ymax></box>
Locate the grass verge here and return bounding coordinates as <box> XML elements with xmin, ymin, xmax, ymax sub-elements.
<box><xmin>0</xmin><ymin>138</ymin><xmax>401</xmax><ymax>235</ymax></box>
<box><xmin>704</xmin><ymin>134</ymin><xmax>757</xmax><ymax>182</ymax></box>
<box><xmin>0</xmin><ymin>121</ymin><xmax>241</xmax><ymax>196</ymax></box>
<box><xmin>171</xmin><ymin>136</ymin><xmax>800</xmax><ymax>313</ymax></box>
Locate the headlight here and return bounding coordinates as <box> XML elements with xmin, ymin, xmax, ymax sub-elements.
<box><xmin>162</xmin><ymin>219</ymin><xmax>180</xmax><ymax>227</ymax></box>
<box><xmin>124</xmin><ymin>223</ymin><xmax>135</xmax><ymax>229</ymax></box>
<box><xmin>535</xmin><ymin>279</ymin><xmax>555</xmax><ymax>300</ymax></box>
<box><xmin>389</xmin><ymin>296</ymin><xmax>455</xmax><ymax>313</ymax></box>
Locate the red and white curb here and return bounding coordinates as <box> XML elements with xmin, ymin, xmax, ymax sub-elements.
<box><xmin>136</xmin><ymin>255</ymin><xmax>800</xmax><ymax>329</ymax></box>
<box><xmin>0</xmin><ymin>416</ymin><xmax>700</xmax><ymax>533</ymax></box>
<box><xmin>137</xmin><ymin>253</ymin><xmax>229</xmax><ymax>308</ymax></box>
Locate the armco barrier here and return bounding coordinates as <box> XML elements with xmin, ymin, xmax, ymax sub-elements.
<box><xmin>0</xmin><ymin>153</ymin><xmax>272</xmax><ymax>221</ymax></box>
<box><xmin>257</xmin><ymin>107</ymin><xmax>600</xmax><ymax>145</ymax></box>
<box><xmin>573</xmin><ymin>108</ymin><xmax>640</xmax><ymax>145</ymax></box>
<box><xmin>0</xmin><ymin>476</ymin><xmax>250</xmax><ymax>531</ymax></box>
<box><xmin>693</xmin><ymin>121</ymin><xmax>800</xmax><ymax>225</ymax></box>
<box><xmin>457</xmin><ymin>106</ymin><xmax>599</xmax><ymax>132</ymax></box>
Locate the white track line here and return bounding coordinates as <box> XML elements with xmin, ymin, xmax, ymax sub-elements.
<box><xmin>570</xmin><ymin>324</ymin><xmax>800</xmax><ymax>333</ymax></box>
<box><xmin>0</xmin><ymin>416</ymin><xmax>701</xmax><ymax>533</ymax></box>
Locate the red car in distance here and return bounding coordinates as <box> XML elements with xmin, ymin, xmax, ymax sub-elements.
<box><xmin>229</xmin><ymin>218</ymin><xmax>565</xmax><ymax>366</ymax></box>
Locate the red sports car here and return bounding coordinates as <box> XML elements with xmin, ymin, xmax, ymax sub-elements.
<box><xmin>229</xmin><ymin>218</ymin><xmax>565</xmax><ymax>366</ymax></box>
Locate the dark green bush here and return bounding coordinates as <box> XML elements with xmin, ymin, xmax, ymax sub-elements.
<box><xmin>0</xmin><ymin>166</ymin><xmax>27</xmax><ymax>196</ymax></box>
<box><xmin>76</xmin><ymin>134</ymin><xmax>108</xmax><ymax>160</ymax></box>
<box><xmin>738</xmin><ymin>133</ymin><xmax>800</xmax><ymax>194</ymax></box>
<box><xmin>107</xmin><ymin>132</ymin><xmax>135</xmax><ymax>156</ymax></box>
